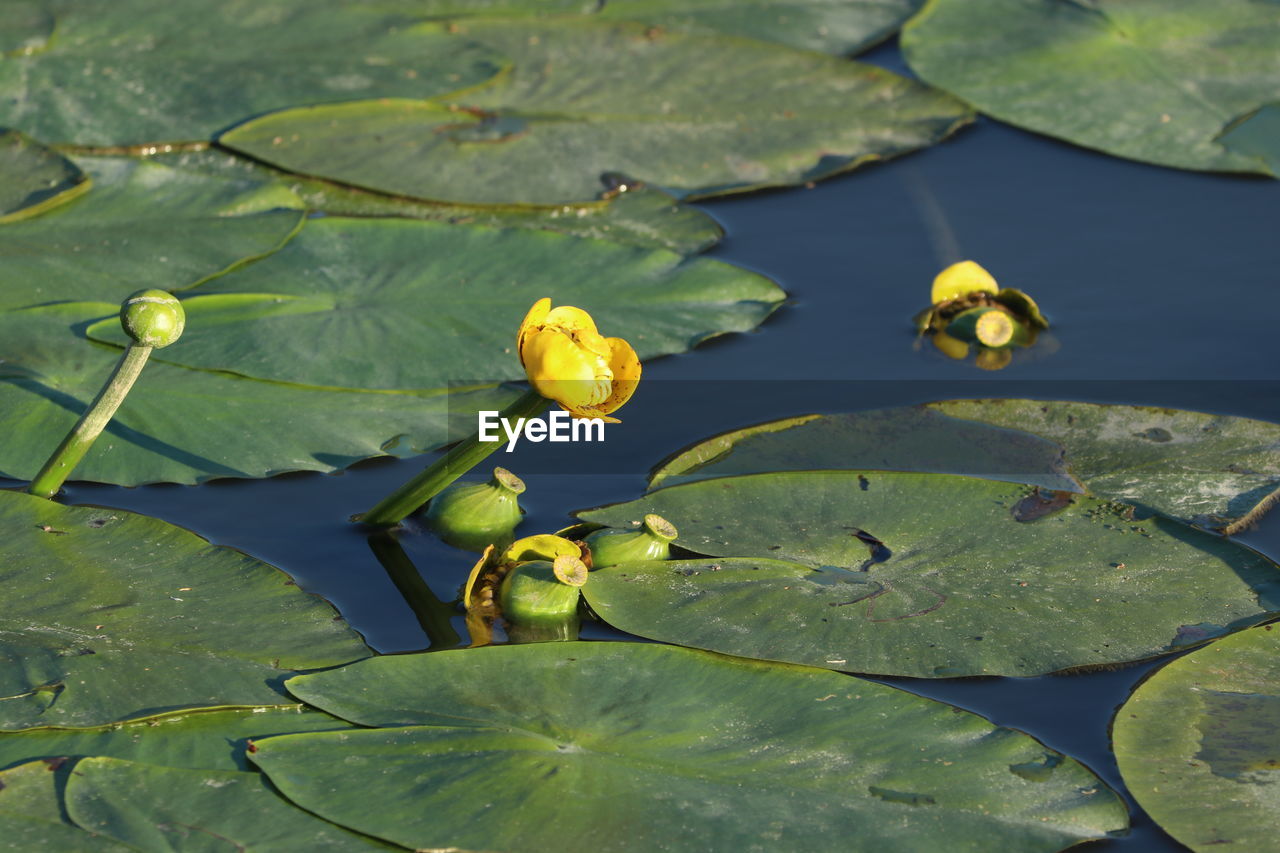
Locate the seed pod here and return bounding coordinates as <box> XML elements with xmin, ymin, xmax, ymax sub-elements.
<box><xmin>121</xmin><ymin>289</ymin><xmax>185</xmax><ymax>348</ymax></box>
<box><xmin>499</xmin><ymin>559</ymin><xmax>582</xmax><ymax>643</ymax></box>
<box><xmin>424</xmin><ymin>467</ymin><xmax>525</xmax><ymax>552</ymax></box>
<box><xmin>585</xmin><ymin>514</ymin><xmax>678</xmax><ymax>567</ymax></box>
<box><xmin>946</xmin><ymin>306</ymin><xmax>1021</xmax><ymax>348</ymax></box>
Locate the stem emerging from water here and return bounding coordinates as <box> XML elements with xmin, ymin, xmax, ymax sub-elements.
<box><xmin>28</xmin><ymin>344</ymin><xmax>152</xmax><ymax>499</ymax></box>
<box><xmin>360</xmin><ymin>388</ymin><xmax>548</xmax><ymax>528</ymax></box>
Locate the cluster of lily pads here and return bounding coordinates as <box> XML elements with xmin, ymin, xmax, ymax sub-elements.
<box><xmin>2</xmin><ymin>0</ymin><xmax>1279</xmax><ymax>851</ymax></box>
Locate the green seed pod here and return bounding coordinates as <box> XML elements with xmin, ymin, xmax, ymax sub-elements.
<box><xmin>946</xmin><ymin>306</ymin><xmax>1018</xmax><ymax>348</ymax></box>
<box><xmin>498</xmin><ymin>559</ymin><xmax>582</xmax><ymax>643</ymax></box>
<box><xmin>585</xmin><ymin>513</ymin><xmax>678</xmax><ymax>567</ymax></box>
<box><xmin>424</xmin><ymin>467</ymin><xmax>525</xmax><ymax>552</ymax></box>
<box><xmin>121</xmin><ymin>289</ymin><xmax>185</xmax><ymax>348</ymax></box>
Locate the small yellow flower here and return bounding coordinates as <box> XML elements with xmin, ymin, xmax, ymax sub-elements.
<box><xmin>517</xmin><ymin>297</ymin><xmax>640</xmax><ymax>423</ymax></box>
<box><xmin>930</xmin><ymin>260</ymin><xmax>999</xmax><ymax>304</ymax></box>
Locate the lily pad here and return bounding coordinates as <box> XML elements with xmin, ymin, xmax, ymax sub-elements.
<box><xmin>0</xmin><ymin>705</ymin><xmax>355</xmax><ymax>773</ymax></box>
<box><xmin>1219</xmin><ymin>103</ymin><xmax>1280</xmax><ymax>177</ymax></box>
<box><xmin>0</xmin><ymin>761</ymin><xmax>129</xmax><ymax>851</ymax></box>
<box><xmin>648</xmin><ymin>401</ymin><xmax>1280</xmax><ymax>528</ymax></box>
<box><xmin>0</xmin><ymin>302</ymin><xmax>518</xmax><ymax>485</ymax></box>
<box><xmin>0</xmin><ymin>156</ymin><xmax>304</xmax><ymax>311</ymax></box>
<box><xmin>0</xmin><ymin>130</ymin><xmax>90</xmax><ymax>224</ymax></box>
<box><xmin>0</xmin><ymin>0</ymin><xmax>506</xmax><ymax>145</ymax></box>
<box><xmin>155</xmin><ymin>148</ymin><xmax>724</xmax><ymax>254</ymax></box>
<box><xmin>1</xmin><ymin>1</ymin><xmax>55</xmax><ymax>57</ymax></box>
<box><xmin>0</xmin><ymin>489</ymin><xmax>371</xmax><ymax>729</ymax></box>
<box><xmin>902</xmin><ymin>0</ymin><xmax>1280</xmax><ymax>174</ymax></box>
<box><xmin>66</xmin><ymin>758</ymin><xmax>394</xmax><ymax>851</ymax></box>
<box><xmin>87</xmin><ymin>216</ymin><xmax>784</xmax><ymax>390</ymax></box>
<box><xmin>576</xmin><ymin>470</ymin><xmax>1280</xmax><ymax>677</ymax></box>
<box><xmin>1114</xmin><ymin>622</ymin><xmax>1280</xmax><ymax>852</ymax></box>
<box><xmin>221</xmin><ymin>18</ymin><xmax>973</xmax><ymax>205</ymax></box>
<box><xmin>253</xmin><ymin>643</ymin><xmax>1127</xmax><ymax>851</ymax></box>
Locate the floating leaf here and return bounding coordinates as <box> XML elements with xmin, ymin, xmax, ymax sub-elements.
<box><xmin>252</xmin><ymin>643</ymin><xmax>1126</xmax><ymax>851</ymax></box>
<box><xmin>154</xmin><ymin>148</ymin><xmax>724</xmax><ymax>254</ymax></box>
<box><xmin>0</xmin><ymin>1</ymin><xmax>55</xmax><ymax>57</ymax></box>
<box><xmin>1114</xmin><ymin>622</ymin><xmax>1280</xmax><ymax>852</ymax></box>
<box><xmin>1218</xmin><ymin>103</ymin><xmax>1280</xmax><ymax>177</ymax></box>
<box><xmin>0</xmin><ymin>490</ymin><xmax>371</xmax><ymax>729</ymax></box>
<box><xmin>0</xmin><ymin>156</ymin><xmax>304</xmax><ymax>311</ymax></box>
<box><xmin>0</xmin><ymin>0</ymin><xmax>505</xmax><ymax>145</ymax></box>
<box><xmin>222</xmin><ymin>18</ymin><xmax>972</xmax><ymax>205</ymax></box>
<box><xmin>66</xmin><ymin>758</ymin><xmax>394</xmax><ymax>851</ymax></box>
<box><xmin>85</xmin><ymin>216</ymin><xmax>784</xmax><ymax>391</ymax></box>
<box><xmin>0</xmin><ymin>705</ymin><xmax>354</xmax><ymax>773</ymax></box>
<box><xmin>649</xmin><ymin>401</ymin><xmax>1280</xmax><ymax>528</ymax></box>
<box><xmin>0</xmin><ymin>130</ymin><xmax>90</xmax><ymax>223</ymax></box>
<box><xmin>0</xmin><ymin>302</ymin><xmax>517</xmax><ymax>485</ymax></box>
<box><xmin>0</xmin><ymin>761</ymin><xmax>129</xmax><ymax>851</ymax></box>
<box><xmin>576</xmin><ymin>471</ymin><xmax>1280</xmax><ymax>677</ymax></box>
<box><xmin>902</xmin><ymin>0</ymin><xmax>1280</xmax><ymax>174</ymax></box>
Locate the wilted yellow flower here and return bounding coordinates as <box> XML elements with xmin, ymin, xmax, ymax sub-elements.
<box><xmin>517</xmin><ymin>298</ymin><xmax>640</xmax><ymax>423</ymax></box>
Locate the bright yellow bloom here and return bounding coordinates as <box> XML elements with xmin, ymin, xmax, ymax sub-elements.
<box><xmin>930</xmin><ymin>260</ymin><xmax>999</xmax><ymax>304</ymax></box>
<box><xmin>517</xmin><ymin>297</ymin><xmax>640</xmax><ymax>423</ymax></box>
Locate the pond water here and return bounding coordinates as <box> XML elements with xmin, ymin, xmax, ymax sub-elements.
<box><xmin>19</xmin><ymin>37</ymin><xmax>1278</xmax><ymax>853</ymax></box>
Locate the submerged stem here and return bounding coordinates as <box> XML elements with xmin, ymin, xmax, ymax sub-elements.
<box><xmin>28</xmin><ymin>344</ymin><xmax>153</xmax><ymax>499</ymax></box>
<box><xmin>359</xmin><ymin>388</ymin><xmax>548</xmax><ymax>528</ymax></box>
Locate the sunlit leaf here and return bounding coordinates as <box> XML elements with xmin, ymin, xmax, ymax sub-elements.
<box><xmin>0</xmin><ymin>130</ymin><xmax>90</xmax><ymax>223</ymax></box>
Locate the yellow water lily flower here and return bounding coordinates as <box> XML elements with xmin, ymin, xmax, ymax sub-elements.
<box><xmin>517</xmin><ymin>297</ymin><xmax>640</xmax><ymax>423</ymax></box>
<box><xmin>930</xmin><ymin>260</ymin><xmax>999</xmax><ymax>304</ymax></box>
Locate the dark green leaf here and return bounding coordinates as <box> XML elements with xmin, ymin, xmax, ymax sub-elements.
<box><xmin>222</xmin><ymin>19</ymin><xmax>973</xmax><ymax>205</ymax></box>
<box><xmin>0</xmin><ymin>0</ymin><xmax>505</xmax><ymax>145</ymax></box>
<box><xmin>0</xmin><ymin>490</ymin><xmax>370</xmax><ymax>729</ymax></box>
<box><xmin>1114</xmin><ymin>622</ymin><xmax>1280</xmax><ymax>852</ymax></box>
<box><xmin>0</xmin><ymin>130</ymin><xmax>90</xmax><ymax>223</ymax></box>
<box><xmin>253</xmin><ymin>643</ymin><xmax>1126</xmax><ymax>851</ymax></box>
<box><xmin>0</xmin><ymin>761</ymin><xmax>130</xmax><ymax>852</ymax></box>
<box><xmin>577</xmin><ymin>471</ymin><xmax>1280</xmax><ymax>676</ymax></box>
<box><xmin>902</xmin><ymin>0</ymin><xmax>1280</xmax><ymax>174</ymax></box>
<box><xmin>1218</xmin><ymin>103</ymin><xmax>1280</xmax><ymax>177</ymax></box>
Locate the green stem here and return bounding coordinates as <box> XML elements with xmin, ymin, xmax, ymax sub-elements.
<box><xmin>28</xmin><ymin>344</ymin><xmax>153</xmax><ymax>499</ymax></box>
<box><xmin>360</xmin><ymin>388</ymin><xmax>548</xmax><ymax>527</ymax></box>
<box><xmin>367</xmin><ymin>532</ymin><xmax>462</xmax><ymax>650</ymax></box>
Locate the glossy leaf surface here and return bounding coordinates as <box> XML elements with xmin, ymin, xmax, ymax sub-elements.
<box><xmin>0</xmin><ymin>130</ymin><xmax>89</xmax><ymax>223</ymax></box>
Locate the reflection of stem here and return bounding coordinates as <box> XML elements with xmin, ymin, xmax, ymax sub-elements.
<box><xmin>367</xmin><ymin>532</ymin><xmax>462</xmax><ymax>650</ymax></box>
<box><xmin>28</xmin><ymin>344</ymin><xmax>152</xmax><ymax>499</ymax></box>
<box><xmin>360</xmin><ymin>388</ymin><xmax>548</xmax><ymax>527</ymax></box>
<box><xmin>1221</xmin><ymin>484</ymin><xmax>1280</xmax><ymax>536</ymax></box>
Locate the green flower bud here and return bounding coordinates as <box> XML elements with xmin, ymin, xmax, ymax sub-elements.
<box><xmin>585</xmin><ymin>513</ymin><xmax>678</xmax><ymax>567</ymax></box>
<box><xmin>498</xmin><ymin>557</ymin><xmax>585</xmax><ymax>643</ymax></box>
<box><xmin>121</xmin><ymin>289</ymin><xmax>185</xmax><ymax>348</ymax></box>
<box><xmin>425</xmin><ymin>467</ymin><xmax>525</xmax><ymax>552</ymax></box>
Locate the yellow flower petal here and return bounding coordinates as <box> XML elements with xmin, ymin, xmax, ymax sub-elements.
<box><xmin>931</xmin><ymin>260</ymin><xmax>998</xmax><ymax>305</ymax></box>
<box><xmin>523</xmin><ymin>328</ymin><xmax>612</xmax><ymax>410</ymax></box>
<box><xmin>502</xmin><ymin>534</ymin><xmax>581</xmax><ymax>565</ymax></box>
<box><xmin>597</xmin><ymin>336</ymin><xmax>641</xmax><ymax>416</ymax></box>
<box><xmin>516</xmin><ymin>297</ymin><xmax>552</xmax><ymax>366</ymax></box>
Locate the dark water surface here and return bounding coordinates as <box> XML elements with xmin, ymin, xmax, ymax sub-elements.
<box><xmin>33</xmin><ymin>39</ymin><xmax>1280</xmax><ymax>853</ymax></box>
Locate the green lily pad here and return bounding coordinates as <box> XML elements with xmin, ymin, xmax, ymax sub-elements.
<box><xmin>1</xmin><ymin>1</ymin><xmax>55</xmax><ymax>57</ymax></box>
<box><xmin>0</xmin><ymin>0</ymin><xmax>506</xmax><ymax>145</ymax></box>
<box><xmin>649</xmin><ymin>401</ymin><xmax>1280</xmax><ymax>528</ymax></box>
<box><xmin>221</xmin><ymin>18</ymin><xmax>973</xmax><ymax>205</ymax></box>
<box><xmin>0</xmin><ymin>302</ymin><xmax>518</xmax><ymax>485</ymax></box>
<box><xmin>0</xmin><ymin>156</ymin><xmax>304</xmax><ymax>311</ymax></box>
<box><xmin>1219</xmin><ymin>103</ymin><xmax>1280</xmax><ymax>177</ymax></box>
<box><xmin>154</xmin><ymin>147</ymin><xmax>724</xmax><ymax>254</ymax></box>
<box><xmin>0</xmin><ymin>489</ymin><xmax>371</xmax><ymax>729</ymax></box>
<box><xmin>0</xmin><ymin>705</ymin><xmax>355</xmax><ymax>773</ymax></box>
<box><xmin>902</xmin><ymin>0</ymin><xmax>1280</xmax><ymax>174</ymax></box>
<box><xmin>66</xmin><ymin>758</ymin><xmax>394</xmax><ymax>851</ymax></box>
<box><xmin>87</xmin><ymin>216</ymin><xmax>784</xmax><ymax>390</ymax></box>
<box><xmin>0</xmin><ymin>761</ymin><xmax>130</xmax><ymax>851</ymax></box>
<box><xmin>0</xmin><ymin>130</ymin><xmax>90</xmax><ymax>224</ymax></box>
<box><xmin>252</xmin><ymin>643</ymin><xmax>1126</xmax><ymax>851</ymax></box>
<box><xmin>576</xmin><ymin>471</ymin><xmax>1280</xmax><ymax>677</ymax></box>
<box><xmin>591</xmin><ymin>0</ymin><xmax>925</xmax><ymax>55</ymax></box>
<box><xmin>1114</xmin><ymin>622</ymin><xmax>1280</xmax><ymax>852</ymax></box>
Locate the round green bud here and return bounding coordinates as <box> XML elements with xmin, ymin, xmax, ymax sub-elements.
<box><xmin>585</xmin><ymin>513</ymin><xmax>678</xmax><ymax>568</ymax></box>
<box><xmin>499</xmin><ymin>560</ymin><xmax>581</xmax><ymax>643</ymax></box>
<box><xmin>424</xmin><ymin>467</ymin><xmax>525</xmax><ymax>552</ymax></box>
<box><xmin>946</xmin><ymin>306</ymin><xmax>1018</xmax><ymax>348</ymax></box>
<box><xmin>121</xmin><ymin>289</ymin><xmax>185</xmax><ymax>348</ymax></box>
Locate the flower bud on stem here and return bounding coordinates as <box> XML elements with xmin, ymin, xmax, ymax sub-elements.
<box><xmin>28</xmin><ymin>290</ymin><xmax>184</xmax><ymax>499</ymax></box>
<box><xmin>359</xmin><ymin>388</ymin><xmax>547</xmax><ymax>528</ymax></box>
